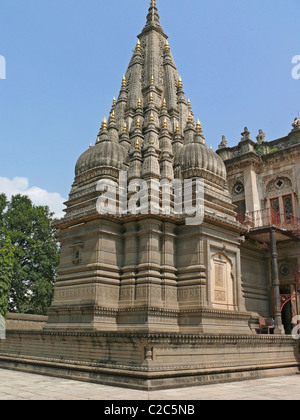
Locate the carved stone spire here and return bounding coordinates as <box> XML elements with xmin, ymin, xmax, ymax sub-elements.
<box><xmin>141</xmin><ymin>0</ymin><xmax>163</xmax><ymax>35</ymax></box>
<box><xmin>142</xmin><ymin>143</ymin><xmax>160</xmax><ymax>180</ymax></box>
<box><xmin>195</xmin><ymin>119</ymin><xmax>206</xmax><ymax>145</ymax></box>
<box><xmin>159</xmin><ymin>117</ymin><xmax>174</xmax><ymax>182</ymax></box>
<box><xmin>183</xmin><ymin>114</ymin><xmax>196</xmax><ymax>145</ymax></box>
<box><xmin>119</xmin><ymin>122</ymin><xmax>131</xmax><ymax>151</ymax></box>
<box><xmin>76</xmin><ymin>1</ymin><xmax>202</xmax><ymax>185</ymax></box>
<box><xmin>128</xmin><ymin>141</ymin><xmax>143</xmax><ymax>182</ymax></box>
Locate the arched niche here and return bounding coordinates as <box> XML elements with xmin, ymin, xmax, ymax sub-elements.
<box><xmin>210</xmin><ymin>252</ymin><xmax>235</xmax><ymax>310</ymax></box>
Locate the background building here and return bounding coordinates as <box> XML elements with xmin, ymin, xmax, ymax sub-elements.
<box><xmin>217</xmin><ymin>119</ymin><xmax>300</xmax><ymax>333</ymax></box>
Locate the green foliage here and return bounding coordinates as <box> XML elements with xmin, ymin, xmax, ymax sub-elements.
<box><xmin>255</xmin><ymin>143</ymin><xmax>265</xmax><ymax>157</ymax></box>
<box><xmin>0</xmin><ymin>194</ymin><xmax>60</xmax><ymax>315</ymax></box>
<box><xmin>0</xmin><ymin>237</ymin><xmax>14</xmax><ymax>317</ymax></box>
<box><xmin>268</xmin><ymin>147</ymin><xmax>279</xmax><ymax>154</ymax></box>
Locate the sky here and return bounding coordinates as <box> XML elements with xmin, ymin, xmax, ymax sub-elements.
<box><xmin>0</xmin><ymin>0</ymin><xmax>299</xmax><ymax>218</ymax></box>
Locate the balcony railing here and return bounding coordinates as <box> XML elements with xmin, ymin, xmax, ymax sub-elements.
<box><xmin>237</xmin><ymin>208</ymin><xmax>300</xmax><ymax>236</ymax></box>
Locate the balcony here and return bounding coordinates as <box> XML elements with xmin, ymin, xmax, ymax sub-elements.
<box><xmin>237</xmin><ymin>208</ymin><xmax>300</xmax><ymax>239</ymax></box>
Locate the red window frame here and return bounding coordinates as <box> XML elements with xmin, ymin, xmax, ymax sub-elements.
<box><xmin>283</xmin><ymin>194</ymin><xmax>293</xmax><ymax>223</ymax></box>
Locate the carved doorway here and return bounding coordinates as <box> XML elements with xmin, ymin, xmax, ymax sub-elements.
<box><xmin>210</xmin><ymin>253</ymin><xmax>235</xmax><ymax>311</ymax></box>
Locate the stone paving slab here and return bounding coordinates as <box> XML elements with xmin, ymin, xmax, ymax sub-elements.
<box><xmin>0</xmin><ymin>368</ymin><xmax>300</xmax><ymax>400</ymax></box>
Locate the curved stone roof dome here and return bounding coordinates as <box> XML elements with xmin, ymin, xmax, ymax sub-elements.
<box><xmin>75</xmin><ymin>139</ymin><xmax>125</xmax><ymax>177</ymax></box>
<box><xmin>177</xmin><ymin>142</ymin><xmax>227</xmax><ymax>181</ymax></box>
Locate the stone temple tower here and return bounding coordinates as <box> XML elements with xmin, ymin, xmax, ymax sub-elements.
<box><xmin>46</xmin><ymin>0</ymin><xmax>250</xmax><ymax>334</ymax></box>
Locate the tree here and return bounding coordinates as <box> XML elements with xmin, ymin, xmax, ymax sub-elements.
<box><xmin>0</xmin><ymin>194</ymin><xmax>60</xmax><ymax>315</ymax></box>
<box><xmin>0</xmin><ymin>237</ymin><xmax>14</xmax><ymax>318</ymax></box>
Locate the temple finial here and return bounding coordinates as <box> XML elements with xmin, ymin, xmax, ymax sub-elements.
<box><xmin>188</xmin><ymin>113</ymin><xmax>194</xmax><ymax>122</ymax></box>
<box><xmin>196</xmin><ymin>119</ymin><xmax>202</xmax><ymax>132</ymax></box>
<box><xmin>101</xmin><ymin>117</ymin><xmax>107</xmax><ymax>130</ymax></box>
<box><xmin>135</xmin><ymin>39</ymin><xmax>141</xmax><ymax>51</ymax></box>
<box><xmin>164</xmin><ymin>40</ymin><xmax>170</xmax><ymax>52</ymax></box>
<box><xmin>143</xmin><ymin>0</ymin><xmax>161</xmax><ymax>30</ymax></box>
<box><xmin>109</xmin><ymin>110</ymin><xmax>115</xmax><ymax>121</ymax></box>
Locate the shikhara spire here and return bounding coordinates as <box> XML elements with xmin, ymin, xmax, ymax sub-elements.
<box><xmin>100</xmin><ymin>0</ymin><xmax>196</xmax><ymax>141</ymax></box>
<box><xmin>74</xmin><ymin>0</ymin><xmax>231</xmax><ymax>221</ymax></box>
<box><xmin>143</xmin><ymin>0</ymin><xmax>162</xmax><ymax>32</ymax></box>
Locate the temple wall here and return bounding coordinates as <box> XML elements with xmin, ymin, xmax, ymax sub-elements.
<box><xmin>0</xmin><ymin>330</ymin><xmax>299</xmax><ymax>390</ymax></box>
<box><xmin>241</xmin><ymin>247</ymin><xmax>271</xmax><ymax>318</ymax></box>
<box><xmin>5</xmin><ymin>314</ymin><xmax>48</xmax><ymax>331</ymax></box>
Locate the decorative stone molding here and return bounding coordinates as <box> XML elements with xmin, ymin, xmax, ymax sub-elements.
<box><xmin>265</xmin><ymin>176</ymin><xmax>293</xmax><ymax>199</ymax></box>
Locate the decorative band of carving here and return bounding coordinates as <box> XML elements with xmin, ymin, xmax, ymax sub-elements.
<box><xmin>3</xmin><ymin>329</ymin><xmax>297</xmax><ymax>347</ymax></box>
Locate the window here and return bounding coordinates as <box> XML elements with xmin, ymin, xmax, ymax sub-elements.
<box><xmin>234</xmin><ymin>182</ymin><xmax>244</xmax><ymax>195</ymax></box>
<box><xmin>270</xmin><ymin>198</ymin><xmax>280</xmax><ymax>224</ymax></box>
<box><xmin>234</xmin><ymin>200</ymin><xmax>246</xmax><ymax>222</ymax></box>
<box><xmin>275</xmin><ymin>178</ymin><xmax>285</xmax><ymax>189</ymax></box>
<box><xmin>269</xmin><ymin>195</ymin><xmax>294</xmax><ymax>226</ymax></box>
<box><xmin>283</xmin><ymin>195</ymin><xmax>293</xmax><ymax>223</ymax></box>
<box><xmin>280</xmin><ymin>264</ymin><xmax>292</xmax><ymax>277</ymax></box>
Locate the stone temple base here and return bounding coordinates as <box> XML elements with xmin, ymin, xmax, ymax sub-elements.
<box><xmin>44</xmin><ymin>305</ymin><xmax>253</xmax><ymax>335</ymax></box>
<box><xmin>0</xmin><ymin>329</ymin><xmax>299</xmax><ymax>390</ymax></box>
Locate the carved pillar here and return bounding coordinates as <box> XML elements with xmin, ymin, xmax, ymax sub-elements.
<box><xmin>235</xmin><ymin>247</ymin><xmax>247</xmax><ymax>312</ymax></box>
<box><xmin>135</xmin><ymin>218</ymin><xmax>163</xmax><ymax>307</ymax></box>
<box><xmin>244</xmin><ymin>165</ymin><xmax>260</xmax><ymax>212</ymax></box>
<box><xmin>177</xmin><ymin>225</ymin><xmax>207</xmax><ymax>310</ymax></box>
<box><xmin>270</xmin><ymin>230</ymin><xmax>285</xmax><ymax>334</ymax></box>
<box><xmin>119</xmin><ymin>222</ymin><xmax>138</xmax><ymax>308</ymax></box>
<box><xmin>161</xmin><ymin>222</ymin><xmax>178</xmax><ymax>310</ymax></box>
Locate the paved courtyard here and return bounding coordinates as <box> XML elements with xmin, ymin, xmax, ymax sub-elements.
<box><xmin>0</xmin><ymin>368</ymin><xmax>300</xmax><ymax>400</ymax></box>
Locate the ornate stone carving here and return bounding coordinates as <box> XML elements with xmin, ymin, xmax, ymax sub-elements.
<box><xmin>256</xmin><ymin>129</ymin><xmax>266</xmax><ymax>143</ymax></box>
<box><xmin>265</xmin><ymin>176</ymin><xmax>292</xmax><ymax>198</ymax></box>
<box><xmin>218</xmin><ymin>135</ymin><xmax>228</xmax><ymax>149</ymax></box>
<box><xmin>292</xmin><ymin>117</ymin><xmax>300</xmax><ymax>130</ymax></box>
<box><xmin>241</xmin><ymin>127</ymin><xmax>251</xmax><ymax>142</ymax></box>
<box><xmin>210</xmin><ymin>253</ymin><xmax>235</xmax><ymax>310</ymax></box>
